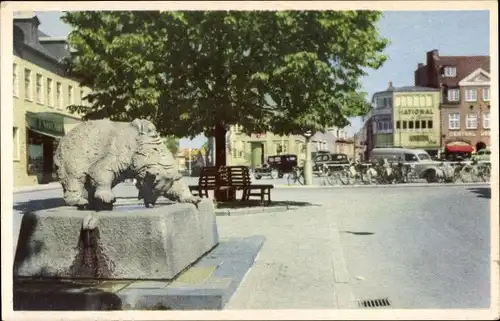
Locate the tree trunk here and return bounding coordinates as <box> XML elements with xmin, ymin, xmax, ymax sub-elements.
<box><xmin>214</xmin><ymin>123</ymin><xmax>227</xmax><ymax>168</ymax></box>
<box><xmin>214</xmin><ymin>123</ymin><xmax>228</xmax><ymax>201</ymax></box>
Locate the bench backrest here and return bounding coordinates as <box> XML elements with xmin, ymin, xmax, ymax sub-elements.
<box><xmin>197</xmin><ymin>166</ymin><xmax>252</xmax><ymax>188</ymax></box>
<box><xmin>225</xmin><ymin>166</ymin><xmax>252</xmax><ymax>187</ymax></box>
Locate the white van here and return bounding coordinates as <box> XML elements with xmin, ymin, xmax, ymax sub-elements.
<box><xmin>369</xmin><ymin>148</ymin><xmax>440</xmax><ymax>182</ymax></box>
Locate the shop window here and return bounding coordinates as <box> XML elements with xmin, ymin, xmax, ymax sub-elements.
<box><xmin>408</xmin><ymin>121</ymin><xmax>414</xmax><ymax>130</ymax></box>
<box><xmin>402</xmin><ymin>121</ymin><xmax>407</xmax><ymax>130</ymax></box>
<box><xmin>427</xmin><ymin>120</ymin><xmax>433</xmax><ymax>129</ymax></box>
<box><xmin>27</xmin><ymin>131</ymin><xmax>44</xmax><ymax>175</ymax></box>
<box><xmin>396</xmin><ymin>121</ymin><xmax>400</xmax><ymax>129</ymax></box>
<box><xmin>421</xmin><ymin>120</ymin><xmax>427</xmax><ymax>129</ymax></box>
<box><xmin>415</xmin><ymin>121</ymin><xmax>420</xmax><ymax>129</ymax></box>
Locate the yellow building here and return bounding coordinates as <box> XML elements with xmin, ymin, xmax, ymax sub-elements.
<box><xmin>13</xmin><ymin>13</ymin><xmax>90</xmax><ymax>186</ymax></box>
<box><xmin>392</xmin><ymin>87</ymin><xmax>441</xmax><ymax>155</ymax></box>
<box><xmin>227</xmin><ymin>125</ymin><xmax>307</xmax><ymax>167</ymax></box>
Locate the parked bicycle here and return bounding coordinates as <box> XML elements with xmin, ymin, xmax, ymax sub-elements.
<box><xmin>287</xmin><ymin>166</ymin><xmax>305</xmax><ymax>185</ymax></box>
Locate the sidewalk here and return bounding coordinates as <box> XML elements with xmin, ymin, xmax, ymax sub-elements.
<box><xmin>216</xmin><ymin>201</ymin><xmax>355</xmax><ymax>309</ymax></box>
<box><xmin>13</xmin><ymin>182</ymin><xmax>62</xmax><ymax>194</ymax></box>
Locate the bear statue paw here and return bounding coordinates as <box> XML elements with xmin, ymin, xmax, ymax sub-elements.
<box><xmin>94</xmin><ymin>188</ymin><xmax>116</xmax><ymax>204</ymax></box>
<box><xmin>180</xmin><ymin>195</ymin><xmax>202</xmax><ymax>208</ymax></box>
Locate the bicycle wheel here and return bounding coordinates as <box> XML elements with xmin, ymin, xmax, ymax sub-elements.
<box><xmin>297</xmin><ymin>171</ymin><xmax>305</xmax><ymax>185</ymax></box>
<box><xmin>338</xmin><ymin>170</ymin><xmax>350</xmax><ymax>185</ymax></box>
<box><xmin>325</xmin><ymin>169</ymin><xmax>337</xmax><ymax>186</ymax></box>
<box><xmin>481</xmin><ymin>166</ymin><xmax>491</xmax><ymax>182</ymax></box>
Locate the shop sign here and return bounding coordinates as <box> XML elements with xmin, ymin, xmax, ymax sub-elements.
<box><xmin>480</xmin><ymin>131</ymin><xmax>490</xmax><ymax>136</ymax></box>
<box><xmin>409</xmin><ymin>135</ymin><xmax>429</xmax><ymax>142</ymax></box>
<box><xmin>448</xmin><ymin>131</ymin><xmax>476</xmax><ymax>137</ymax></box>
<box><xmin>26</xmin><ymin>113</ymin><xmax>65</xmax><ymax>136</ymax></box>
<box><xmin>398</xmin><ymin>108</ymin><xmax>434</xmax><ymax>115</ymax></box>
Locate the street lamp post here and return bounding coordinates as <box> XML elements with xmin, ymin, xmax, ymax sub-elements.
<box><xmin>303</xmin><ymin>130</ymin><xmax>314</xmax><ymax>185</ymax></box>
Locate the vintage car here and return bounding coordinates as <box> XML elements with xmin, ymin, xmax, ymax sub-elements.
<box><xmin>254</xmin><ymin>154</ymin><xmax>298</xmax><ymax>179</ymax></box>
<box><xmin>312</xmin><ymin>152</ymin><xmax>350</xmax><ymax>174</ymax></box>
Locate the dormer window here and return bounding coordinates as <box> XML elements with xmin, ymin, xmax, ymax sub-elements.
<box><xmin>443</xmin><ymin>66</ymin><xmax>457</xmax><ymax>78</ymax></box>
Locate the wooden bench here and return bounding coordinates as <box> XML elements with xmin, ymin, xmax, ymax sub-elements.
<box><xmin>188</xmin><ymin>166</ymin><xmax>274</xmax><ymax>205</ymax></box>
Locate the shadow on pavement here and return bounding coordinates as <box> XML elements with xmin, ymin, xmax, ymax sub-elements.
<box><xmin>341</xmin><ymin>231</ymin><xmax>375</xmax><ymax>236</ymax></box>
<box><xmin>13</xmin><ymin>198</ymin><xmax>66</xmax><ymax>215</ymax></box>
<box><xmin>467</xmin><ymin>187</ymin><xmax>491</xmax><ymax>199</ymax></box>
<box><xmin>216</xmin><ymin>200</ymin><xmax>319</xmax><ymax>209</ymax></box>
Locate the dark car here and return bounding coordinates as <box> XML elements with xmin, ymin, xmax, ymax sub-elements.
<box><xmin>313</xmin><ymin>153</ymin><xmax>349</xmax><ymax>173</ymax></box>
<box><xmin>254</xmin><ymin>154</ymin><xmax>299</xmax><ymax>179</ymax></box>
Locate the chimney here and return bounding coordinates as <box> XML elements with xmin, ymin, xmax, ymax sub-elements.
<box><xmin>387</xmin><ymin>81</ymin><xmax>394</xmax><ymax>91</ymax></box>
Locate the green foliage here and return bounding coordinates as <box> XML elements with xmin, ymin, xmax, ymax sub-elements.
<box><xmin>62</xmin><ymin>11</ymin><xmax>388</xmax><ymax>137</ymax></box>
<box><xmin>164</xmin><ymin>136</ymin><xmax>179</xmax><ymax>155</ymax></box>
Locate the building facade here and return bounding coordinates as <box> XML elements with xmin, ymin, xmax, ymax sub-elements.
<box><xmin>364</xmin><ymin>82</ymin><xmax>441</xmax><ymax>156</ymax></box>
<box><xmin>440</xmin><ymin>68</ymin><xmax>491</xmax><ymax>153</ymax></box>
<box><xmin>392</xmin><ymin>87</ymin><xmax>441</xmax><ymax>155</ymax></box>
<box><xmin>226</xmin><ymin>125</ymin><xmax>351</xmax><ymax>167</ymax></box>
<box><xmin>13</xmin><ymin>12</ymin><xmax>90</xmax><ymax>186</ymax></box>
<box><xmin>414</xmin><ymin>49</ymin><xmax>491</xmax><ymax>154</ymax></box>
<box><xmin>226</xmin><ymin>125</ymin><xmax>307</xmax><ymax>168</ymax></box>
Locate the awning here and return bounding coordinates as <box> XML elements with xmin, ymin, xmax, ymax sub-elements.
<box><xmin>446</xmin><ymin>145</ymin><xmax>474</xmax><ymax>153</ymax></box>
<box><xmin>26</xmin><ymin>111</ymin><xmax>81</xmax><ymax>139</ymax></box>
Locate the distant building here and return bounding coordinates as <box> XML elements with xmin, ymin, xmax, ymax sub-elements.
<box><xmin>226</xmin><ymin>125</ymin><xmax>351</xmax><ymax>168</ymax></box>
<box><xmin>13</xmin><ymin>12</ymin><xmax>91</xmax><ymax>186</ymax></box>
<box><xmin>414</xmin><ymin>49</ymin><xmax>491</xmax><ymax>154</ymax></box>
<box><xmin>363</xmin><ymin>82</ymin><xmax>441</xmax><ymax>157</ymax></box>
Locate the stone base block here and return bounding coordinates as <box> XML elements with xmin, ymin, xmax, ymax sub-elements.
<box><xmin>14</xmin><ymin>236</ymin><xmax>265</xmax><ymax>310</ymax></box>
<box><xmin>14</xmin><ymin>199</ymin><xmax>219</xmax><ymax>280</ymax></box>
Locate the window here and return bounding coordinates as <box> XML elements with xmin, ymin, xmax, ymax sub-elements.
<box><xmin>408</xmin><ymin>121</ymin><xmax>414</xmax><ymax>130</ymax></box>
<box><xmin>275</xmin><ymin>142</ymin><xmax>288</xmax><ymax>154</ymax></box>
<box><xmin>415</xmin><ymin>120</ymin><xmax>420</xmax><ymax>129</ymax></box>
<box><xmin>482</xmin><ymin>112</ymin><xmax>490</xmax><ymax>129</ymax></box>
<box><xmin>443</xmin><ymin>66</ymin><xmax>457</xmax><ymax>77</ymax></box>
<box><xmin>404</xmin><ymin>153</ymin><xmax>417</xmax><ymax>162</ymax></box>
<box><xmin>402</xmin><ymin>121</ymin><xmax>407</xmax><ymax>130</ymax></box>
<box><xmin>24</xmin><ymin>69</ymin><xmax>32</xmax><ymax>100</ymax></box>
<box><xmin>448</xmin><ymin>113</ymin><xmax>460</xmax><ymax>129</ymax></box>
<box><xmin>482</xmin><ymin>88</ymin><xmax>490</xmax><ymax>101</ymax></box>
<box><xmin>447</xmin><ymin>89</ymin><xmax>459</xmax><ymax>102</ymax></box>
<box><xmin>13</xmin><ymin>127</ymin><xmax>20</xmax><ymax>161</ymax></box>
<box><xmin>46</xmin><ymin>78</ymin><xmax>53</xmax><ymax>107</ymax></box>
<box><xmin>56</xmin><ymin>82</ymin><xmax>62</xmax><ymax>108</ymax></box>
<box><xmin>427</xmin><ymin>120</ymin><xmax>433</xmax><ymax>129</ymax></box>
<box><xmin>13</xmin><ymin>63</ymin><xmax>19</xmax><ymax>97</ymax></box>
<box><xmin>68</xmin><ymin>85</ymin><xmax>74</xmax><ymax>105</ymax></box>
<box><xmin>421</xmin><ymin>120</ymin><xmax>427</xmax><ymax>129</ymax></box>
<box><xmin>35</xmin><ymin>74</ymin><xmax>43</xmax><ymax>104</ymax></box>
<box><xmin>465</xmin><ymin>88</ymin><xmax>477</xmax><ymax>102</ymax></box>
<box><xmin>396</xmin><ymin>121</ymin><xmax>401</xmax><ymax>129</ymax></box>
<box><xmin>465</xmin><ymin>113</ymin><xmax>478</xmax><ymax>129</ymax></box>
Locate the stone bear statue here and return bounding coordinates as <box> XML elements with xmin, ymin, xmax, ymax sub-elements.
<box><xmin>54</xmin><ymin>118</ymin><xmax>200</xmax><ymax>209</ymax></box>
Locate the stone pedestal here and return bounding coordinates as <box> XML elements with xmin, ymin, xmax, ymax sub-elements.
<box><xmin>14</xmin><ymin>199</ymin><xmax>219</xmax><ymax>280</ymax></box>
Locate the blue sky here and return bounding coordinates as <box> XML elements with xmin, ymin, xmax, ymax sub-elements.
<box><xmin>36</xmin><ymin>10</ymin><xmax>490</xmax><ymax>148</ymax></box>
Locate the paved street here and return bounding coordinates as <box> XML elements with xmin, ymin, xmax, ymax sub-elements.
<box><xmin>12</xmin><ymin>182</ymin><xmax>491</xmax><ymax>309</ymax></box>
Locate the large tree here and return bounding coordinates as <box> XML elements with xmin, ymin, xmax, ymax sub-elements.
<box><xmin>62</xmin><ymin>11</ymin><xmax>389</xmax><ymax>168</ymax></box>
